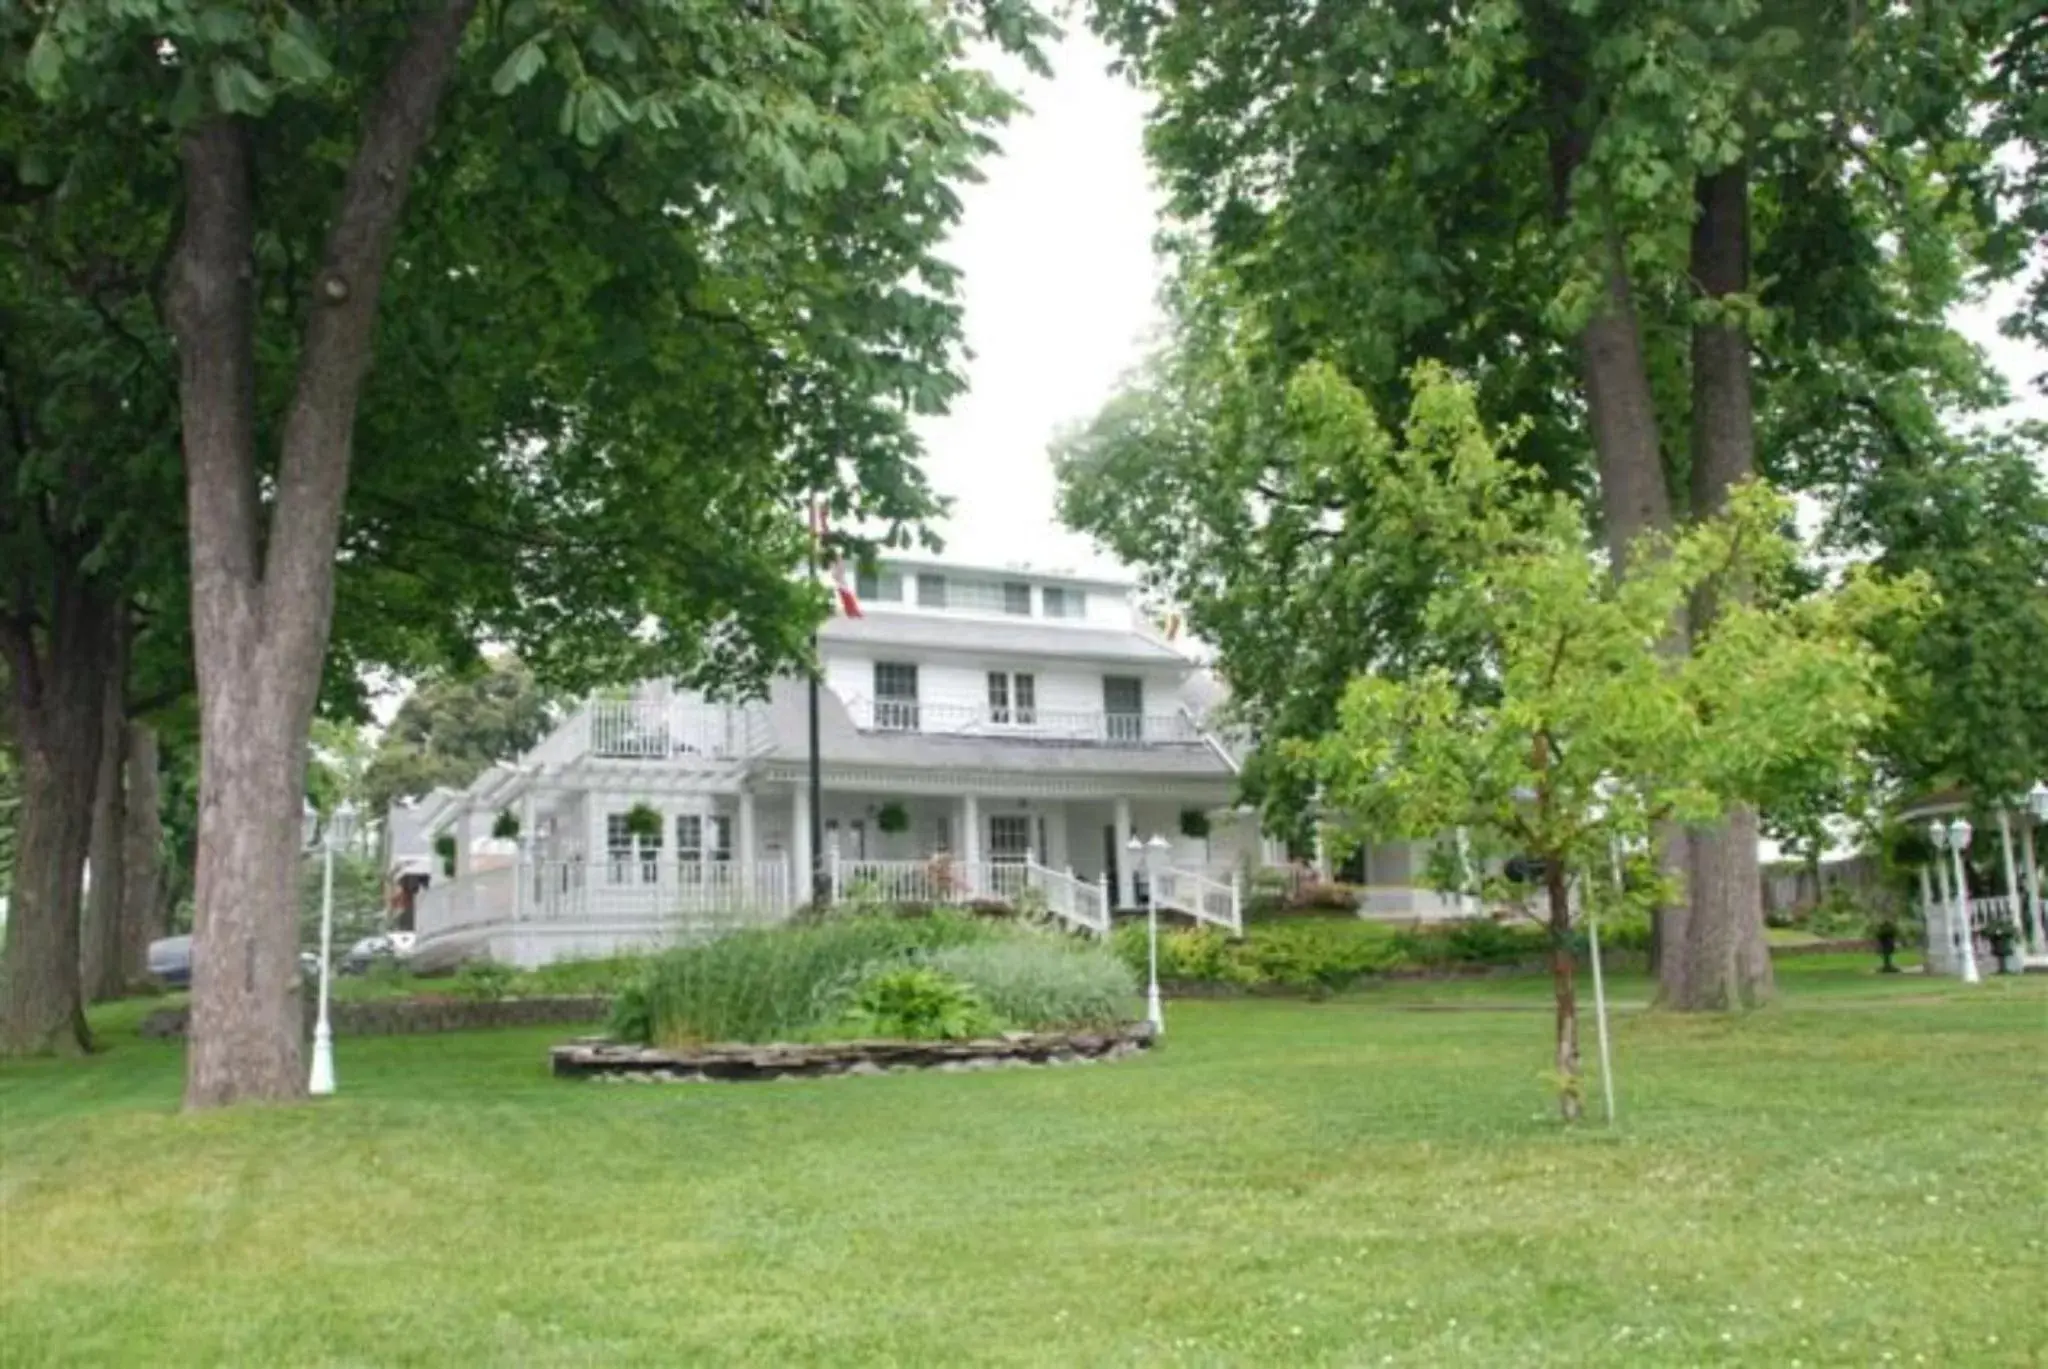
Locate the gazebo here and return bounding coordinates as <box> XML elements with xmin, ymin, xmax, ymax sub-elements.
<box><xmin>1898</xmin><ymin>783</ymin><xmax>2048</xmax><ymax>980</ymax></box>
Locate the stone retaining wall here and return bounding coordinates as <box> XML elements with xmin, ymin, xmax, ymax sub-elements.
<box><xmin>139</xmin><ymin>996</ymin><xmax>609</xmax><ymax>1040</ymax></box>
<box><xmin>552</xmin><ymin>1023</ymin><xmax>1154</xmax><ymax>1083</ymax></box>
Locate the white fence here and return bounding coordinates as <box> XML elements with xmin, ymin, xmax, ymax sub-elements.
<box><xmin>525</xmin><ymin>697</ymin><xmax>774</xmax><ymax>768</ymax></box>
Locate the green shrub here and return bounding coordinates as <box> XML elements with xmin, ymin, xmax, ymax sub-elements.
<box><xmin>626</xmin><ymin>912</ymin><xmax>992</xmax><ymax>1045</ymax></box>
<box><xmin>1285</xmin><ymin>881</ymin><xmax>1361</xmax><ymax>913</ymax></box>
<box><xmin>450</xmin><ymin>960</ymin><xmax>520</xmax><ymax>1002</ymax></box>
<box><xmin>925</xmin><ymin>938</ymin><xmax>1137</xmax><ymax>1030</ymax></box>
<box><xmin>840</xmin><ymin>965</ymin><xmax>994</xmax><ymax>1040</ymax></box>
<box><xmin>524</xmin><ymin>954</ymin><xmax>651</xmax><ymax>997</ymax></box>
<box><xmin>1238</xmin><ymin>919</ymin><xmax>1403</xmax><ymax>988</ymax></box>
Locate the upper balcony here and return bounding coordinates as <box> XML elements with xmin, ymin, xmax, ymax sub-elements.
<box><xmin>525</xmin><ymin>697</ymin><xmax>775</xmax><ymax>769</ymax></box>
<box><xmin>841</xmin><ymin>695</ymin><xmax>1209</xmax><ymax>748</ymax></box>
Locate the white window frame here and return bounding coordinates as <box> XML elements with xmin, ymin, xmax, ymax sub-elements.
<box><xmin>986</xmin><ymin>670</ymin><xmax>1037</xmax><ymax>726</ymax></box>
<box><xmin>988</xmin><ymin>814</ymin><xmax>1032</xmax><ymax>863</ymax></box>
<box><xmin>873</xmin><ymin>662</ymin><xmax>919</xmax><ymax>731</ymax></box>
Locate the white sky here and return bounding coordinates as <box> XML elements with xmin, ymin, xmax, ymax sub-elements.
<box><xmin>916</xmin><ymin>31</ymin><xmax>2046</xmax><ymax>576</ymax></box>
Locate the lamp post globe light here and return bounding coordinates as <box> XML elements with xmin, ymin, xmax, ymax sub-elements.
<box><xmin>1129</xmin><ymin>833</ymin><xmax>1171</xmax><ymax>1034</ymax></box>
<box><xmin>1929</xmin><ymin>816</ymin><xmax>1980</xmax><ymax>985</ymax></box>
<box><xmin>307</xmin><ymin>798</ymin><xmax>357</xmax><ymax>1097</ymax></box>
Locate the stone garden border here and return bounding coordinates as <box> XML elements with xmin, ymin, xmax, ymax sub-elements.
<box><xmin>551</xmin><ymin>1022</ymin><xmax>1155</xmax><ymax>1083</ymax></box>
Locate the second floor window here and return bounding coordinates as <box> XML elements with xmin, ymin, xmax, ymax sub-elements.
<box><xmin>1042</xmin><ymin>586</ymin><xmax>1086</xmax><ymax>619</ymax></box>
<box><xmin>854</xmin><ymin>568</ymin><xmax>904</xmax><ymax>603</ymax></box>
<box><xmin>987</xmin><ymin>671</ymin><xmax>1036</xmax><ymax>725</ymax></box>
<box><xmin>874</xmin><ymin>662</ymin><xmax>919</xmax><ymax>731</ymax></box>
<box><xmin>916</xmin><ymin>573</ymin><xmax>947</xmax><ymax>608</ymax></box>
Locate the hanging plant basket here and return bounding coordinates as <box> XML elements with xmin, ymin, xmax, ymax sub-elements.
<box><xmin>1179</xmin><ymin>809</ymin><xmax>1211</xmax><ymax>840</ymax></box>
<box><xmin>623</xmin><ymin>803</ymin><xmax>663</xmax><ymax>841</ymax></box>
<box><xmin>492</xmin><ymin>809</ymin><xmax>520</xmax><ymax>841</ymax></box>
<box><xmin>876</xmin><ymin>801</ymin><xmax>910</xmax><ymax>835</ymax></box>
<box><xmin>434</xmin><ymin>833</ymin><xmax>456</xmax><ymax>876</ymax></box>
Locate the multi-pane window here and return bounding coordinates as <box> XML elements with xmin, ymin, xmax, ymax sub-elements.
<box><xmin>1002</xmin><ymin>581</ymin><xmax>1032</xmax><ymax>615</ymax></box>
<box><xmin>916</xmin><ymin>573</ymin><xmax>947</xmax><ymax>608</ymax></box>
<box><xmin>874</xmin><ymin>662</ymin><xmax>919</xmax><ymax>731</ymax></box>
<box><xmin>989</xmin><ymin>814</ymin><xmax>1032</xmax><ymax>862</ymax></box>
<box><xmin>675</xmin><ymin>814</ymin><xmax>733</xmax><ymax>863</ymax></box>
<box><xmin>1103</xmin><ymin>676</ymin><xmax>1144</xmax><ymax>742</ymax></box>
<box><xmin>1042</xmin><ymin>586</ymin><xmax>1086</xmax><ymax>619</ymax></box>
<box><xmin>607</xmin><ymin>812</ymin><xmax>661</xmax><ymax>884</ymax></box>
<box><xmin>987</xmin><ymin>671</ymin><xmax>1036</xmax><ymax>725</ymax></box>
<box><xmin>854</xmin><ymin>568</ymin><xmax>904</xmax><ymax>603</ymax></box>
<box><xmin>932</xmin><ymin>577</ymin><xmax>1027</xmax><ymax>614</ymax></box>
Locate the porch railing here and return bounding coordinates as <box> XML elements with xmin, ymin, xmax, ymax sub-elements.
<box><xmin>415</xmin><ymin>858</ymin><xmax>796</xmax><ymax>942</ymax></box>
<box><xmin>1151</xmin><ymin>866</ymin><xmax>1242</xmax><ymax>935</ymax></box>
<box><xmin>830</xmin><ymin>854</ymin><xmax>1110</xmax><ymax>935</ymax></box>
<box><xmin>844</xmin><ymin>695</ymin><xmax>1207</xmax><ymax>747</ymax></box>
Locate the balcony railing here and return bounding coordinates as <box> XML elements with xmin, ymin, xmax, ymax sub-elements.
<box><xmin>526</xmin><ymin>697</ymin><xmax>774</xmax><ymax>767</ymax></box>
<box><xmin>846</xmin><ymin>696</ymin><xmax>1207</xmax><ymax>746</ymax></box>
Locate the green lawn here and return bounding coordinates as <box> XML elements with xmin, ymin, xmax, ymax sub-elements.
<box><xmin>3</xmin><ymin>957</ymin><xmax>2043</xmax><ymax>1367</ymax></box>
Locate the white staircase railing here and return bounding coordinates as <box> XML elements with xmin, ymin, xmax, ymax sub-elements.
<box><xmin>1024</xmin><ymin>861</ymin><xmax>1111</xmax><ymax>935</ymax></box>
<box><xmin>1152</xmin><ymin>866</ymin><xmax>1243</xmax><ymax>936</ymax></box>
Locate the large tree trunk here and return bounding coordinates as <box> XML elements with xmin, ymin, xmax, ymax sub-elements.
<box><xmin>81</xmin><ymin>617</ymin><xmax>130</xmax><ymax>1003</ymax></box>
<box><xmin>1669</xmin><ymin>162</ymin><xmax>1773</xmax><ymax>1010</ymax></box>
<box><xmin>119</xmin><ymin>723</ymin><xmax>165</xmax><ymax>986</ymax></box>
<box><xmin>0</xmin><ymin>584</ymin><xmax>113</xmax><ymax>1055</ymax></box>
<box><xmin>168</xmin><ymin>2</ymin><xmax>477</xmax><ymax>1109</ymax></box>
<box><xmin>1544</xmin><ymin>857</ymin><xmax>1583</xmax><ymax>1124</ymax></box>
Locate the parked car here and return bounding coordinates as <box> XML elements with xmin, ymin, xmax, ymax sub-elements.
<box><xmin>152</xmin><ymin>935</ymin><xmax>322</xmax><ymax>987</ymax></box>
<box><xmin>339</xmin><ymin>932</ymin><xmax>415</xmax><ymax>975</ymax></box>
<box><xmin>147</xmin><ymin>935</ymin><xmax>192</xmax><ymax>988</ymax></box>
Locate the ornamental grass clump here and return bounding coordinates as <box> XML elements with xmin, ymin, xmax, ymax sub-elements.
<box><xmin>923</xmin><ymin>938</ymin><xmax>1137</xmax><ymax>1030</ymax></box>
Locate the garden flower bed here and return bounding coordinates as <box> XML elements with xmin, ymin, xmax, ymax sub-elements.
<box><xmin>552</xmin><ymin>1023</ymin><xmax>1153</xmax><ymax>1083</ymax></box>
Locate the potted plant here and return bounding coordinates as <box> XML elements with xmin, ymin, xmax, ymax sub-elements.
<box><xmin>492</xmin><ymin>809</ymin><xmax>520</xmax><ymax>841</ymax></box>
<box><xmin>623</xmin><ymin>802</ymin><xmax>662</xmax><ymax>842</ymax></box>
<box><xmin>433</xmin><ymin>833</ymin><xmax>456</xmax><ymax>877</ymax></box>
<box><xmin>1983</xmin><ymin>918</ymin><xmax>2022</xmax><ymax>975</ymax></box>
<box><xmin>1179</xmin><ymin>809</ymin><xmax>1211</xmax><ymax>840</ymax></box>
<box><xmin>876</xmin><ymin>801</ymin><xmax>909</xmax><ymax>835</ymax></box>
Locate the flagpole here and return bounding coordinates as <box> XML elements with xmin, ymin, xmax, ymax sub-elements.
<box><xmin>807</xmin><ymin>499</ymin><xmax>827</xmax><ymax>907</ymax></box>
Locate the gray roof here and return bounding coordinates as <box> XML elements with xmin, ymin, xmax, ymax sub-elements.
<box><xmin>818</xmin><ymin>613</ymin><xmax>1187</xmax><ymax>666</ymax></box>
<box><xmin>759</xmin><ymin>680</ymin><xmax>1234</xmax><ymax>778</ymax></box>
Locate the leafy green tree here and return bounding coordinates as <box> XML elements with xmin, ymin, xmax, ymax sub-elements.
<box><xmin>1302</xmin><ymin>365</ymin><xmax>1920</xmax><ymax>1118</ymax></box>
<box><xmin>1071</xmin><ymin>0</ymin><xmax>2021</xmax><ymax>1011</ymax></box>
<box><xmin>14</xmin><ymin>0</ymin><xmax>1050</xmax><ymax>1100</ymax></box>
<box><xmin>360</xmin><ymin>655</ymin><xmax>554</xmax><ymax>818</ymax></box>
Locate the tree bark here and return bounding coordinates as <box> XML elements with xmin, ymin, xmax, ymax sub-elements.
<box><xmin>1545</xmin><ymin>858</ymin><xmax>1583</xmax><ymax>1124</ymax></box>
<box><xmin>81</xmin><ymin>616</ymin><xmax>130</xmax><ymax>1003</ymax></box>
<box><xmin>1670</xmin><ymin>162</ymin><xmax>1773</xmax><ymax>1011</ymax></box>
<box><xmin>0</xmin><ymin>583</ymin><xmax>112</xmax><ymax>1055</ymax></box>
<box><xmin>119</xmin><ymin>722</ymin><xmax>165</xmax><ymax>985</ymax></box>
<box><xmin>169</xmin><ymin>0</ymin><xmax>477</xmax><ymax>1109</ymax></box>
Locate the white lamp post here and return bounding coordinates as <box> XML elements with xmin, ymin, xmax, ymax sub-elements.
<box><xmin>1129</xmin><ymin>833</ymin><xmax>1170</xmax><ymax>1033</ymax></box>
<box><xmin>307</xmin><ymin>798</ymin><xmax>356</xmax><ymax>1096</ymax></box>
<box><xmin>1929</xmin><ymin>816</ymin><xmax>1980</xmax><ymax>985</ymax></box>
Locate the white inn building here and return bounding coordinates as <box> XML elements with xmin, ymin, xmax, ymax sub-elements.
<box><xmin>408</xmin><ymin>556</ymin><xmax>1465</xmax><ymax>967</ymax></box>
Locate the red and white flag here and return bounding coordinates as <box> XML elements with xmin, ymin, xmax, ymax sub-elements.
<box><xmin>810</xmin><ymin>501</ymin><xmax>862</xmax><ymax>618</ymax></box>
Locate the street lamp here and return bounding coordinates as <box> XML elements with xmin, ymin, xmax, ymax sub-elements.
<box><xmin>1928</xmin><ymin>816</ymin><xmax>1980</xmax><ymax>985</ymax></box>
<box><xmin>306</xmin><ymin>798</ymin><xmax>357</xmax><ymax>1096</ymax></box>
<box><xmin>1128</xmin><ymin>833</ymin><xmax>1171</xmax><ymax>1033</ymax></box>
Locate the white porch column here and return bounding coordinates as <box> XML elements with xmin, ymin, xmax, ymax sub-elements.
<box><xmin>449</xmin><ymin>801</ymin><xmax>472</xmax><ymax>880</ymax></box>
<box><xmin>1114</xmin><ymin>797</ymin><xmax>1135</xmax><ymax>909</ymax></box>
<box><xmin>516</xmin><ymin>789</ymin><xmax>538</xmax><ymax>921</ymax></box>
<box><xmin>962</xmin><ymin>793</ymin><xmax>982</xmax><ymax>895</ymax></box>
<box><xmin>1928</xmin><ymin>855</ymin><xmax>1953</xmax><ymax>975</ymax></box>
<box><xmin>792</xmin><ymin>785</ymin><xmax>813</xmax><ymax>907</ymax></box>
<box><xmin>2023</xmin><ymin>818</ymin><xmax>2045</xmax><ymax>956</ymax></box>
<box><xmin>1997</xmin><ymin>807</ymin><xmax>2025</xmax><ymax>956</ymax></box>
<box><xmin>1043</xmin><ymin>800</ymin><xmax>1069</xmax><ymax>871</ymax></box>
<box><xmin>1313</xmin><ymin>824</ymin><xmax>1331</xmax><ymax>881</ymax></box>
<box><xmin>738</xmin><ymin>788</ymin><xmax>758</xmax><ymax>899</ymax></box>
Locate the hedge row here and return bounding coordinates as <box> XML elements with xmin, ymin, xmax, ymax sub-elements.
<box><xmin>1112</xmin><ymin>915</ymin><xmax>1653</xmax><ymax>992</ymax></box>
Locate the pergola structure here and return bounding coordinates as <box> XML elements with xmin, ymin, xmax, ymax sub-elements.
<box><xmin>1899</xmin><ymin>783</ymin><xmax>2048</xmax><ymax>979</ymax></box>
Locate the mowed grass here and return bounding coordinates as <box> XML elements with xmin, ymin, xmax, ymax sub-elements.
<box><xmin>2</xmin><ymin>957</ymin><xmax>2043</xmax><ymax>1367</ymax></box>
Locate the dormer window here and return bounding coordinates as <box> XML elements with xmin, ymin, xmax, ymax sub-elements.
<box><xmin>854</xmin><ymin>567</ymin><xmax>904</xmax><ymax>603</ymax></box>
<box><xmin>1002</xmin><ymin>581</ymin><xmax>1032</xmax><ymax>615</ymax></box>
<box><xmin>1042</xmin><ymin>586</ymin><xmax>1085</xmax><ymax>620</ymax></box>
<box><xmin>916</xmin><ymin>573</ymin><xmax>947</xmax><ymax>608</ymax></box>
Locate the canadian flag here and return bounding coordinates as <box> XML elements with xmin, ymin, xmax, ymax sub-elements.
<box><xmin>811</xmin><ymin>501</ymin><xmax>863</xmax><ymax>618</ymax></box>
